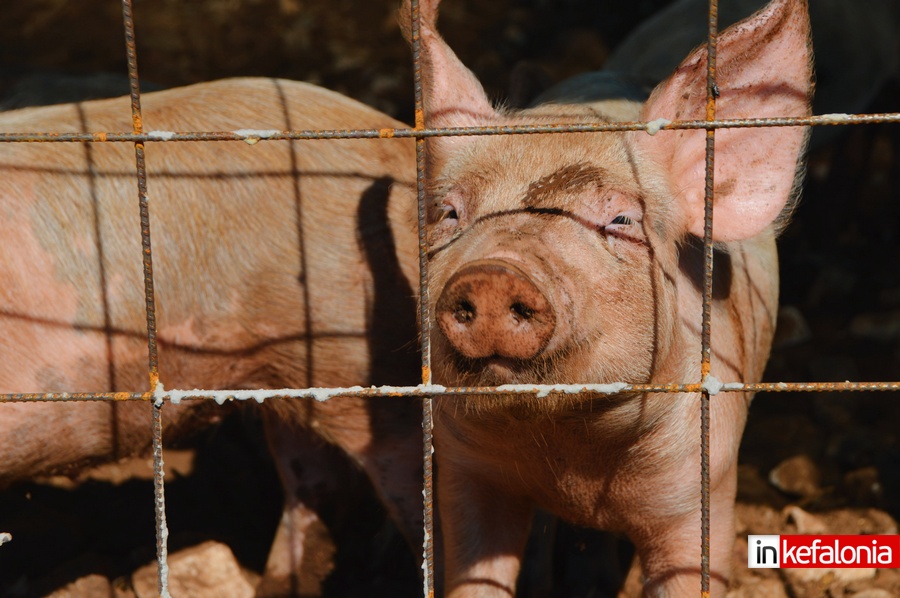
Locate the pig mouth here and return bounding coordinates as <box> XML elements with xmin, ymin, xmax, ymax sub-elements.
<box><xmin>449</xmin><ymin>352</ymin><xmax>552</xmax><ymax>386</ymax></box>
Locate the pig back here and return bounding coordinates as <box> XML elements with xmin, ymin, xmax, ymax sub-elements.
<box><xmin>0</xmin><ymin>78</ymin><xmax>419</xmax><ymax>396</ymax></box>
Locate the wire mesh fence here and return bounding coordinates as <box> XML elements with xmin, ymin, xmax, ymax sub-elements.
<box><xmin>0</xmin><ymin>0</ymin><xmax>898</xmax><ymax>596</ymax></box>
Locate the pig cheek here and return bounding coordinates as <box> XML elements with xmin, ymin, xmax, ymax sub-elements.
<box><xmin>426</xmin><ymin>260</ymin><xmax>466</xmax><ymax>381</ymax></box>
<box><xmin>580</xmin><ymin>246</ymin><xmax>658</xmax><ymax>382</ymax></box>
<box><xmin>429</xmin><ymin>325</ymin><xmax>465</xmax><ymax>385</ymax></box>
<box><xmin>638</xmin><ymin>232</ymin><xmax>682</xmax><ymax>364</ymax></box>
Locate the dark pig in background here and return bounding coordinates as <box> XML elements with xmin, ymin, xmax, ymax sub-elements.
<box><xmin>534</xmin><ymin>0</ymin><xmax>898</xmax><ymax>149</ymax></box>
<box><xmin>400</xmin><ymin>0</ymin><xmax>813</xmax><ymax>595</ymax></box>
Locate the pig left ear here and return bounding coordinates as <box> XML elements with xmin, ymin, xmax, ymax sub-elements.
<box><xmin>399</xmin><ymin>0</ymin><xmax>498</xmax><ymax>132</ymax></box>
<box><xmin>399</xmin><ymin>0</ymin><xmax>501</xmax><ymax>180</ymax></box>
<box><xmin>635</xmin><ymin>0</ymin><xmax>813</xmax><ymax>241</ymax></box>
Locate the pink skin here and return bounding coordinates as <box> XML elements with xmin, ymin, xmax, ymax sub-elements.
<box><xmin>401</xmin><ymin>0</ymin><xmax>812</xmax><ymax>595</ymax></box>
<box><xmin>0</xmin><ymin>78</ymin><xmax>424</xmax><ymax>590</ymax></box>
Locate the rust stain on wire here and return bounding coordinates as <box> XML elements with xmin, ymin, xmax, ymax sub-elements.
<box><xmin>1</xmin><ymin>113</ymin><xmax>898</xmax><ymax>145</ymax></box>
<box><xmin>409</xmin><ymin>1</ymin><xmax>435</xmax><ymax>596</ymax></box>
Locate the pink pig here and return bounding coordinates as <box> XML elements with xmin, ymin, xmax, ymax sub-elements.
<box><xmin>0</xmin><ymin>78</ymin><xmax>424</xmax><ymax>594</ymax></box>
<box><xmin>401</xmin><ymin>0</ymin><xmax>812</xmax><ymax>594</ymax></box>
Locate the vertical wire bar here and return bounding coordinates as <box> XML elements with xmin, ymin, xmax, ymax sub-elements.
<box><xmin>121</xmin><ymin>0</ymin><xmax>159</xmax><ymax>388</ymax></box>
<box><xmin>151</xmin><ymin>402</ymin><xmax>171</xmax><ymax>597</ymax></box>
<box><xmin>121</xmin><ymin>1</ymin><xmax>169</xmax><ymax>595</ymax></box>
<box><xmin>409</xmin><ymin>1</ymin><xmax>436</xmax><ymax>596</ymax></box>
<box><xmin>700</xmin><ymin>0</ymin><xmax>719</xmax><ymax>596</ymax></box>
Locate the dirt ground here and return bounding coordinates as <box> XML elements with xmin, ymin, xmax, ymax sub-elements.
<box><xmin>0</xmin><ymin>1</ymin><xmax>898</xmax><ymax>596</ymax></box>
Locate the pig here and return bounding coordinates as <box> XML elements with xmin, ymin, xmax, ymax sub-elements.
<box><xmin>400</xmin><ymin>0</ymin><xmax>812</xmax><ymax>595</ymax></box>
<box><xmin>0</xmin><ymin>77</ymin><xmax>423</xmax><ymax>594</ymax></box>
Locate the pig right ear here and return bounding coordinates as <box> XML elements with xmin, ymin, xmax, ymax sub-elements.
<box><xmin>635</xmin><ymin>0</ymin><xmax>813</xmax><ymax>242</ymax></box>
<box><xmin>400</xmin><ymin>0</ymin><xmax>499</xmax><ymax>158</ymax></box>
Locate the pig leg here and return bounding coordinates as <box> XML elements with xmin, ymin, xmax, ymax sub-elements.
<box><xmin>634</xmin><ymin>464</ymin><xmax>738</xmax><ymax>597</ymax></box>
<box><xmin>321</xmin><ymin>396</ymin><xmax>426</xmax><ymax>555</ymax></box>
<box><xmin>437</xmin><ymin>456</ymin><xmax>534</xmax><ymax>597</ymax></box>
<box><xmin>257</xmin><ymin>417</ymin><xmax>340</xmax><ymax>596</ymax></box>
<box><xmin>260</xmin><ymin>401</ymin><xmax>424</xmax><ymax>592</ymax></box>
<box><xmin>353</xmin><ymin>423</ymin><xmax>425</xmax><ymax>557</ymax></box>
<box><xmin>259</xmin><ymin>497</ymin><xmax>336</xmax><ymax>597</ymax></box>
<box><xmin>266</xmin><ymin>397</ymin><xmax>424</xmax><ymax>551</ymax></box>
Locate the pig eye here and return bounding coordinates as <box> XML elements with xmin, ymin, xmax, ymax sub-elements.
<box><xmin>439</xmin><ymin>202</ymin><xmax>460</xmax><ymax>223</ymax></box>
<box><xmin>610</xmin><ymin>215</ymin><xmax>634</xmax><ymax>226</ymax></box>
<box><xmin>604</xmin><ymin>211</ymin><xmax>645</xmax><ymax>246</ymax></box>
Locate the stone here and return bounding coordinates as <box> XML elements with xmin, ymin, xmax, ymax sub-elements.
<box><xmin>44</xmin><ymin>574</ymin><xmax>123</xmax><ymax>598</ymax></box>
<box><xmin>769</xmin><ymin>455</ymin><xmax>821</xmax><ymax>498</ymax></box>
<box><xmin>132</xmin><ymin>541</ymin><xmax>254</xmax><ymax>598</ymax></box>
<box><xmin>726</xmin><ymin>577</ymin><xmax>790</xmax><ymax>598</ymax></box>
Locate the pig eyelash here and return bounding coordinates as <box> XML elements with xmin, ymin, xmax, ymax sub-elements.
<box><xmin>603</xmin><ymin>213</ymin><xmax>640</xmax><ymax>234</ymax></box>
<box><xmin>603</xmin><ymin>213</ymin><xmax>647</xmax><ymax>246</ymax></box>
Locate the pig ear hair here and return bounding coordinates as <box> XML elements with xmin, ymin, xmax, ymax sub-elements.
<box><xmin>399</xmin><ymin>0</ymin><xmax>498</xmax><ymax>150</ymax></box>
<box><xmin>636</xmin><ymin>0</ymin><xmax>813</xmax><ymax>242</ymax></box>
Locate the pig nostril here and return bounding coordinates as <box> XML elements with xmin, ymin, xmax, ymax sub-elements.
<box><xmin>510</xmin><ymin>301</ymin><xmax>534</xmax><ymax>322</ymax></box>
<box><xmin>453</xmin><ymin>300</ymin><xmax>476</xmax><ymax>324</ymax></box>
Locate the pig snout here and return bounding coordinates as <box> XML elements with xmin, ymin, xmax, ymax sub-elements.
<box><xmin>435</xmin><ymin>260</ymin><xmax>556</xmax><ymax>360</ymax></box>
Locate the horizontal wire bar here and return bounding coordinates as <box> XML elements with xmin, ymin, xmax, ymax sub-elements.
<box><xmin>2</xmin><ymin>380</ymin><xmax>898</xmax><ymax>404</ymax></box>
<box><xmin>1</xmin><ymin>113</ymin><xmax>898</xmax><ymax>144</ymax></box>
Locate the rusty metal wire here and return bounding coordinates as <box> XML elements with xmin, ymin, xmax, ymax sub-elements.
<box><xmin>1</xmin><ymin>113</ymin><xmax>898</xmax><ymax>145</ymax></box>
<box><xmin>699</xmin><ymin>0</ymin><xmax>720</xmax><ymax>593</ymax></box>
<box><xmin>120</xmin><ymin>0</ymin><xmax>169</xmax><ymax>594</ymax></box>
<box><xmin>409</xmin><ymin>1</ymin><xmax>436</xmax><ymax>595</ymax></box>
<box><xmin>150</xmin><ymin>402</ymin><xmax>171</xmax><ymax>597</ymax></box>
